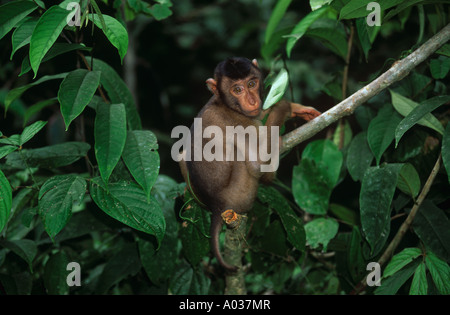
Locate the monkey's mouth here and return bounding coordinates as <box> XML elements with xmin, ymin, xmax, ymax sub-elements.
<box><xmin>246</xmin><ymin>109</ymin><xmax>261</xmax><ymax>117</ymax></box>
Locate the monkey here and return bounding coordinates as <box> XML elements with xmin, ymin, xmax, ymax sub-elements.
<box><xmin>179</xmin><ymin>57</ymin><xmax>320</xmax><ymax>272</ymax></box>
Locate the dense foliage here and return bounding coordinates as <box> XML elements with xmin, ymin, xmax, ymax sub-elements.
<box><xmin>0</xmin><ymin>0</ymin><xmax>449</xmax><ymax>295</ymax></box>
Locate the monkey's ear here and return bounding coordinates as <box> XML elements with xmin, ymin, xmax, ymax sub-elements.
<box><xmin>252</xmin><ymin>59</ymin><xmax>259</xmax><ymax>68</ymax></box>
<box><xmin>206</xmin><ymin>78</ymin><xmax>218</xmax><ymax>95</ymax></box>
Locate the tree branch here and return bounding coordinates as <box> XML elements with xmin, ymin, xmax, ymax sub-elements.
<box><xmin>281</xmin><ymin>23</ymin><xmax>450</xmax><ymax>154</ymax></box>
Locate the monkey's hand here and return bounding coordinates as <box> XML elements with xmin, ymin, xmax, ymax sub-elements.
<box><xmin>290</xmin><ymin>103</ymin><xmax>321</xmax><ymax>121</ymax></box>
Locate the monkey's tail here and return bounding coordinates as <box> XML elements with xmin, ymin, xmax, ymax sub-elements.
<box><xmin>210</xmin><ymin>211</ymin><xmax>238</xmax><ymax>272</ymax></box>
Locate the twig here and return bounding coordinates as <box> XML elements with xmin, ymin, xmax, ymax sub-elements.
<box><xmin>281</xmin><ymin>23</ymin><xmax>450</xmax><ymax>154</ymax></box>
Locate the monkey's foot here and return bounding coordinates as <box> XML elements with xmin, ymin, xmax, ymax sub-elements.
<box><xmin>221</xmin><ymin>209</ymin><xmax>243</xmax><ymax>229</ymax></box>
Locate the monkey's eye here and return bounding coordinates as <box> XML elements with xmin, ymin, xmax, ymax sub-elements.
<box><xmin>247</xmin><ymin>80</ymin><xmax>257</xmax><ymax>89</ymax></box>
<box><xmin>232</xmin><ymin>86</ymin><xmax>244</xmax><ymax>95</ymax></box>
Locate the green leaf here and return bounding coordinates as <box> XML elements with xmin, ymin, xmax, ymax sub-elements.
<box><xmin>302</xmin><ymin>139</ymin><xmax>343</xmax><ymax>187</ymax></box>
<box><xmin>443</xmin><ymin>123</ymin><xmax>450</xmax><ymax>184</ymax></box>
<box><xmin>170</xmin><ymin>263</ymin><xmax>211</xmax><ymax>295</ymax></box>
<box><xmin>122</xmin><ymin>130</ymin><xmax>160</xmax><ymax>201</ymax></box>
<box><xmin>285</xmin><ymin>5</ymin><xmax>329</xmax><ymax>58</ymax></box>
<box><xmin>390</xmin><ymin>90</ymin><xmax>444</xmax><ymax>135</ymax></box>
<box><xmin>413</xmin><ymin>200</ymin><xmax>450</xmax><ymax>262</ymax></box>
<box><xmin>383</xmin><ymin>247</ymin><xmax>422</xmax><ymax>278</ymax></box>
<box><xmin>10</xmin><ymin>17</ymin><xmax>38</xmax><ymax>59</ymax></box>
<box><xmin>38</xmin><ymin>175</ymin><xmax>87</xmax><ymax>239</ymax></box>
<box><xmin>0</xmin><ymin>0</ymin><xmax>37</xmax><ymax>41</ymax></box>
<box><xmin>20</xmin><ymin>43</ymin><xmax>91</xmax><ymax>76</ymax></box>
<box><xmin>425</xmin><ymin>251</ymin><xmax>450</xmax><ymax>295</ymax></box>
<box><xmin>304</xmin><ymin>217</ymin><xmax>338</xmax><ymax>251</ymax></box>
<box><xmin>263</xmin><ymin>68</ymin><xmax>288</xmax><ymax>110</ymax></box>
<box><xmin>375</xmin><ymin>259</ymin><xmax>419</xmax><ymax>295</ymax></box>
<box><xmin>395</xmin><ymin>95</ymin><xmax>450</xmax><ymax>147</ymax></box>
<box><xmin>340</xmin><ymin>0</ymin><xmax>404</xmax><ymax>19</ymax></box>
<box><xmin>367</xmin><ymin>104</ymin><xmax>402</xmax><ymax>165</ymax></box>
<box><xmin>29</xmin><ymin>5</ymin><xmax>70</xmax><ymax>77</ymax></box>
<box><xmin>20</xmin><ymin>120</ymin><xmax>47</xmax><ymax>146</ymax></box>
<box><xmin>430</xmin><ymin>57</ymin><xmax>450</xmax><ymax>79</ymax></box>
<box><xmin>0</xmin><ymin>169</ymin><xmax>12</xmax><ymax>233</ymax></box>
<box><xmin>360</xmin><ymin>164</ymin><xmax>403</xmax><ymax>252</ymax></box>
<box><xmin>88</xmin><ymin>14</ymin><xmax>128</xmax><ymax>63</ymax></box>
<box><xmin>258</xmin><ymin>185</ymin><xmax>306</xmax><ymax>251</ymax></box>
<box><xmin>292</xmin><ymin>159</ymin><xmax>330</xmax><ymax>215</ymax></box>
<box><xmin>0</xmin><ymin>145</ymin><xmax>18</xmax><ymax>159</ymax></box>
<box><xmin>94</xmin><ymin>103</ymin><xmax>127</xmax><ymax>183</ymax></box>
<box><xmin>23</xmin><ymin>98</ymin><xmax>58</xmax><ymax>125</ymax></box>
<box><xmin>85</xmin><ymin>57</ymin><xmax>142</xmax><ymax>130</ymax></box>
<box><xmin>149</xmin><ymin>3</ymin><xmax>173</xmax><ymax>21</ymax></box>
<box><xmin>0</xmin><ymin>239</ymin><xmax>37</xmax><ymax>272</ymax></box>
<box><xmin>5</xmin><ymin>142</ymin><xmax>90</xmax><ymax>169</ymax></box>
<box><xmin>43</xmin><ymin>252</ymin><xmax>70</xmax><ymax>295</ymax></box>
<box><xmin>5</xmin><ymin>73</ymin><xmax>68</xmax><ymax>114</ymax></box>
<box><xmin>58</xmin><ymin>69</ymin><xmax>101</xmax><ymax>130</ymax></box>
<box><xmin>347</xmin><ymin>132</ymin><xmax>373</xmax><ymax>181</ymax></box>
<box><xmin>179</xmin><ymin>197</ymin><xmax>210</xmax><ymax>266</ymax></box>
<box><xmin>329</xmin><ymin>203</ymin><xmax>358</xmax><ymax>226</ymax></box>
<box><xmin>265</xmin><ymin>0</ymin><xmax>292</xmax><ymax>44</ymax></box>
<box><xmin>306</xmin><ymin>27</ymin><xmax>348</xmax><ymax>60</ymax></box>
<box><xmin>397</xmin><ymin>163</ymin><xmax>420</xmax><ymax>198</ymax></box>
<box><xmin>90</xmin><ymin>178</ymin><xmax>165</xmax><ymax>245</ymax></box>
<box><xmin>409</xmin><ymin>262</ymin><xmax>428</xmax><ymax>295</ymax></box>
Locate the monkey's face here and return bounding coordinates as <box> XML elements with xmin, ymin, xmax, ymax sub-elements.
<box><xmin>228</xmin><ymin>77</ymin><xmax>262</xmax><ymax>117</ymax></box>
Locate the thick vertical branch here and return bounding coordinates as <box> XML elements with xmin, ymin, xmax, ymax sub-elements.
<box><xmin>281</xmin><ymin>23</ymin><xmax>450</xmax><ymax>154</ymax></box>
<box><xmin>224</xmin><ymin>216</ymin><xmax>247</xmax><ymax>295</ymax></box>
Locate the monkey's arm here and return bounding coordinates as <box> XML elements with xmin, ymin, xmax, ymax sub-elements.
<box><xmin>261</xmin><ymin>100</ymin><xmax>320</xmax><ymax>126</ymax></box>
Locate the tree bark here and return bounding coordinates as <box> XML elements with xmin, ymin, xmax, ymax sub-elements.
<box><xmin>281</xmin><ymin>23</ymin><xmax>450</xmax><ymax>153</ymax></box>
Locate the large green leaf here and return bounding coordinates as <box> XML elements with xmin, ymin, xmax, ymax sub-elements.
<box><xmin>306</xmin><ymin>27</ymin><xmax>348</xmax><ymax>60</ymax></box>
<box><xmin>301</xmin><ymin>139</ymin><xmax>343</xmax><ymax>187</ymax></box>
<box><xmin>20</xmin><ymin>43</ymin><xmax>91</xmax><ymax>76</ymax></box>
<box><xmin>390</xmin><ymin>90</ymin><xmax>444</xmax><ymax>135</ymax></box>
<box><xmin>413</xmin><ymin>200</ymin><xmax>450</xmax><ymax>262</ymax></box>
<box><xmin>88</xmin><ymin>14</ymin><xmax>128</xmax><ymax>63</ymax></box>
<box><xmin>367</xmin><ymin>104</ymin><xmax>402</xmax><ymax>165</ymax></box>
<box><xmin>383</xmin><ymin>247</ymin><xmax>422</xmax><ymax>278</ymax></box>
<box><xmin>85</xmin><ymin>57</ymin><xmax>142</xmax><ymax>130</ymax></box>
<box><xmin>263</xmin><ymin>68</ymin><xmax>288</xmax><ymax>110</ymax></box>
<box><xmin>395</xmin><ymin>95</ymin><xmax>450</xmax><ymax>147</ymax></box>
<box><xmin>264</xmin><ymin>0</ymin><xmax>292</xmax><ymax>44</ymax></box>
<box><xmin>94</xmin><ymin>103</ymin><xmax>127</xmax><ymax>184</ymax></box>
<box><xmin>5</xmin><ymin>142</ymin><xmax>90</xmax><ymax>169</ymax></box>
<box><xmin>89</xmin><ymin>178</ymin><xmax>165</xmax><ymax>245</ymax></box>
<box><xmin>425</xmin><ymin>251</ymin><xmax>450</xmax><ymax>295</ymax></box>
<box><xmin>304</xmin><ymin>217</ymin><xmax>338</xmax><ymax>251</ymax></box>
<box><xmin>10</xmin><ymin>17</ymin><xmax>38</xmax><ymax>59</ymax></box>
<box><xmin>122</xmin><ymin>130</ymin><xmax>160</xmax><ymax>201</ymax></box>
<box><xmin>0</xmin><ymin>239</ymin><xmax>37</xmax><ymax>272</ymax></box>
<box><xmin>29</xmin><ymin>5</ymin><xmax>70</xmax><ymax>77</ymax></box>
<box><xmin>38</xmin><ymin>175</ymin><xmax>87</xmax><ymax>239</ymax></box>
<box><xmin>19</xmin><ymin>120</ymin><xmax>47</xmax><ymax>146</ymax></box>
<box><xmin>258</xmin><ymin>185</ymin><xmax>306</xmax><ymax>251</ymax></box>
<box><xmin>360</xmin><ymin>164</ymin><xmax>403</xmax><ymax>252</ymax></box>
<box><xmin>397</xmin><ymin>163</ymin><xmax>420</xmax><ymax>198</ymax></box>
<box><xmin>409</xmin><ymin>262</ymin><xmax>428</xmax><ymax>295</ymax></box>
<box><xmin>5</xmin><ymin>73</ymin><xmax>68</xmax><ymax>114</ymax></box>
<box><xmin>179</xmin><ymin>196</ymin><xmax>210</xmax><ymax>266</ymax></box>
<box><xmin>347</xmin><ymin>132</ymin><xmax>373</xmax><ymax>181</ymax></box>
<box><xmin>0</xmin><ymin>0</ymin><xmax>37</xmax><ymax>41</ymax></box>
<box><xmin>0</xmin><ymin>169</ymin><xmax>12</xmax><ymax>233</ymax></box>
<box><xmin>285</xmin><ymin>5</ymin><xmax>329</xmax><ymax>57</ymax></box>
<box><xmin>340</xmin><ymin>0</ymin><xmax>404</xmax><ymax>19</ymax></box>
<box><xmin>43</xmin><ymin>252</ymin><xmax>70</xmax><ymax>295</ymax></box>
<box><xmin>170</xmin><ymin>263</ymin><xmax>211</xmax><ymax>295</ymax></box>
<box><xmin>292</xmin><ymin>159</ymin><xmax>331</xmax><ymax>215</ymax></box>
<box><xmin>58</xmin><ymin>69</ymin><xmax>101</xmax><ymax>130</ymax></box>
